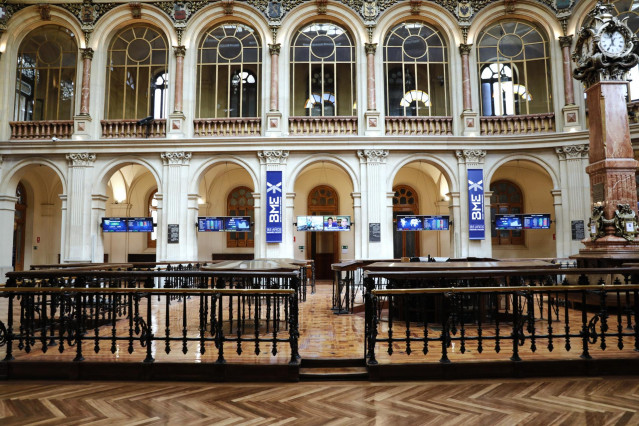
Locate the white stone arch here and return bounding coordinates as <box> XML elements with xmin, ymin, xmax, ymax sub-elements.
<box><xmin>569</xmin><ymin>1</ymin><xmax>598</xmax><ymax>37</ymax></box>
<box><xmin>189</xmin><ymin>156</ymin><xmax>259</xmax><ymax>196</ymax></box>
<box><xmin>387</xmin><ymin>154</ymin><xmax>458</xmax><ymax>194</ymax></box>
<box><xmin>1</xmin><ymin>158</ymin><xmax>68</xmax><ymax>196</ymax></box>
<box><xmin>288</xmin><ymin>154</ymin><xmax>360</xmax><ymax>193</ymax></box>
<box><xmin>485</xmin><ymin>153</ymin><xmax>560</xmax><ymax>190</ymax></box>
<box><xmin>92</xmin><ymin>157</ymin><xmax>162</xmax><ymax>197</ymax></box>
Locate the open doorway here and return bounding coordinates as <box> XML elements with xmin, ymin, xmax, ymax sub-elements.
<box><xmin>307</xmin><ymin>185</ymin><xmax>339</xmax><ymax>279</ymax></box>
<box><xmin>393</xmin><ymin>184</ymin><xmax>420</xmax><ymax>258</ymax></box>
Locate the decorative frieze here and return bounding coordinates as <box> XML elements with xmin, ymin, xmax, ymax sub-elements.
<box><xmin>66</xmin><ymin>153</ymin><xmax>96</xmax><ymax>167</ymax></box>
<box><xmin>358</xmin><ymin>149</ymin><xmax>389</xmax><ymax>164</ymax></box>
<box><xmin>161</xmin><ymin>152</ymin><xmax>192</xmax><ymax>165</ymax></box>
<box><xmin>455</xmin><ymin>149</ymin><xmax>486</xmax><ymax>164</ymax></box>
<box><xmin>555</xmin><ymin>144</ymin><xmax>589</xmax><ymax>160</ymax></box>
<box><xmin>258</xmin><ymin>150</ymin><xmax>289</xmax><ymax>165</ymax></box>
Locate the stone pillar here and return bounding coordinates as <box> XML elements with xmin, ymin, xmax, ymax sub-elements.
<box><xmin>159</xmin><ymin>152</ymin><xmax>192</xmax><ymax>260</ymax></box>
<box><xmin>257</xmin><ymin>150</ymin><xmax>289</xmax><ymax>258</ymax></box>
<box><xmin>266</xmin><ymin>44</ymin><xmax>283</xmax><ymax>136</ymax></box>
<box><xmin>90</xmin><ymin>194</ymin><xmax>109</xmax><ymax>263</ymax></box>
<box><xmin>556</xmin><ymin>145</ymin><xmax>590</xmax><ymax>255</ymax></box>
<box><xmin>559</xmin><ymin>36</ymin><xmax>580</xmax><ymax>131</ymax></box>
<box><xmin>187</xmin><ymin>193</ymin><xmax>199</xmax><ymax>261</ymax></box>
<box><xmin>64</xmin><ymin>153</ymin><xmax>96</xmax><ymax>262</ymax></box>
<box><xmin>358</xmin><ymin>149</ymin><xmax>391</xmax><ymax>259</ymax></box>
<box><xmin>448</xmin><ymin>191</ymin><xmax>462</xmax><ymax>258</ymax></box>
<box><xmin>252</xmin><ymin>192</ymin><xmax>263</xmax><ymax>258</ymax></box>
<box><xmin>364</xmin><ymin>43</ymin><xmax>381</xmax><ymax>136</ymax></box>
<box><xmin>455</xmin><ymin>149</ymin><xmax>491</xmax><ymax>258</ymax></box>
<box><xmin>285</xmin><ymin>192</ymin><xmax>296</xmax><ymax>259</ymax></box>
<box><xmin>352</xmin><ymin>192</ymin><xmax>362</xmax><ymax>260</ymax></box>
<box><xmin>551</xmin><ymin>189</ymin><xmax>565</xmax><ymax>258</ymax></box>
<box><xmin>0</xmin><ymin>195</ymin><xmax>18</xmax><ymax>282</ymax></box>
<box><xmin>459</xmin><ymin>43</ymin><xmax>479</xmax><ymax>136</ymax></box>
<box><xmin>73</xmin><ymin>48</ymin><xmax>94</xmax><ymax>139</ymax></box>
<box><xmin>168</xmin><ymin>46</ymin><xmax>186</xmax><ymax>138</ymax></box>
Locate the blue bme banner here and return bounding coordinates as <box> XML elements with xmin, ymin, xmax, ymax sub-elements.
<box><xmin>467</xmin><ymin>168</ymin><xmax>485</xmax><ymax>240</ymax></box>
<box><xmin>266</xmin><ymin>170</ymin><xmax>283</xmax><ymax>243</ymax></box>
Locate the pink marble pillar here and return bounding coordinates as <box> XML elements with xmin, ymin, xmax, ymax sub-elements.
<box><xmin>79</xmin><ymin>48</ymin><xmax>93</xmax><ymax>115</ymax></box>
<box><xmin>559</xmin><ymin>36</ymin><xmax>575</xmax><ymax>105</ymax></box>
<box><xmin>459</xmin><ymin>44</ymin><xmax>472</xmax><ymax>111</ymax></box>
<box><xmin>365</xmin><ymin>43</ymin><xmax>377</xmax><ymax>111</ymax></box>
<box><xmin>173</xmin><ymin>46</ymin><xmax>186</xmax><ymax>114</ymax></box>
<box><xmin>269</xmin><ymin>43</ymin><xmax>280</xmax><ymax>111</ymax></box>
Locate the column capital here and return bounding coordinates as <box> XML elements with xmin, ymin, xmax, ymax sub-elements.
<box><xmin>365</xmin><ymin>42</ymin><xmax>377</xmax><ymax>55</ymax></box>
<box><xmin>269</xmin><ymin>43</ymin><xmax>281</xmax><ymax>55</ymax></box>
<box><xmin>459</xmin><ymin>43</ymin><xmax>473</xmax><ymax>55</ymax></box>
<box><xmin>258</xmin><ymin>150</ymin><xmax>289</xmax><ymax>165</ymax></box>
<box><xmin>66</xmin><ymin>152</ymin><xmax>96</xmax><ymax>167</ymax></box>
<box><xmin>173</xmin><ymin>45</ymin><xmax>186</xmax><ymax>57</ymax></box>
<box><xmin>161</xmin><ymin>151</ymin><xmax>191</xmax><ymax>165</ymax></box>
<box><xmin>456</xmin><ymin>149</ymin><xmax>486</xmax><ymax>164</ymax></box>
<box><xmin>81</xmin><ymin>47</ymin><xmax>94</xmax><ymax>60</ymax></box>
<box><xmin>555</xmin><ymin>144</ymin><xmax>589</xmax><ymax>160</ymax></box>
<box><xmin>558</xmin><ymin>35</ymin><xmax>573</xmax><ymax>48</ymax></box>
<box><xmin>358</xmin><ymin>149</ymin><xmax>389</xmax><ymax>164</ymax></box>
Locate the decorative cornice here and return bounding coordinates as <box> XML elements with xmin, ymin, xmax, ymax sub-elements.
<box><xmin>358</xmin><ymin>149</ymin><xmax>389</xmax><ymax>164</ymax></box>
<box><xmin>269</xmin><ymin>43</ymin><xmax>281</xmax><ymax>56</ymax></box>
<box><xmin>162</xmin><ymin>151</ymin><xmax>192</xmax><ymax>165</ymax></box>
<box><xmin>456</xmin><ymin>149</ymin><xmax>486</xmax><ymax>164</ymax></box>
<box><xmin>258</xmin><ymin>150</ymin><xmax>289</xmax><ymax>165</ymax></box>
<box><xmin>66</xmin><ymin>153</ymin><xmax>96</xmax><ymax>167</ymax></box>
<box><xmin>459</xmin><ymin>43</ymin><xmax>472</xmax><ymax>55</ymax></box>
<box><xmin>555</xmin><ymin>144</ymin><xmax>589</xmax><ymax>160</ymax></box>
<box><xmin>365</xmin><ymin>43</ymin><xmax>377</xmax><ymax>55</ymax></box>
<box><xmin>173</xmin><ymin>45</ymin><xmax>186</xmax><ymax>57</ymax></box>
<box><xmin>81</xmin><ymin>47</ymin><xmax>94</xmax><ymax>60</ymax></box>
<box><xmin>559</xmin><ymin>35</ymin><xmax>573</xmax><ymax>49</ymax></box>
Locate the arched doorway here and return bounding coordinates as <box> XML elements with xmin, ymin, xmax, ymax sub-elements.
<box><xmin>13</xmin><ymin>182</ymin><xmax>27</xmax><ymax>271</ymax></box>
<box><xmin>393</xmin><ymin>184</ymin><xmax>419</xmax><ymax>258</ymax></box>
<box><xmin>307</xmin><ymin>185</ymin><xmax>339</xmax><ymax>279</ymax></box>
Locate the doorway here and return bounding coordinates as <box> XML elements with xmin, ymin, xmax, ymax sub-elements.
<box><xmin>307</xmin><ymin>185</ymin><xmax>339</xmax><ymax>279</ymax></box>
<box><xmin>13</xmin><ymin>182</ymin><xmax>27</xmax><ymax>271</ymax></box>
<box><xmin>393</xmin><ymin>185</ymin><xmax>420</xmax><ymax>258</ymax></box>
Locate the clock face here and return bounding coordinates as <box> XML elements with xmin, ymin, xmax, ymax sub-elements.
<box><xmin>600</xmin><ymin>29</ymin><xmax>626</xmax><ymax>55</ymax></box>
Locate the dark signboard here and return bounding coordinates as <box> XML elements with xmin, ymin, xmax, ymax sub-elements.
<box><xmin>168</xmin><ymin>224</ymin><xmax>179</xmax><ymax>243</ymax></box>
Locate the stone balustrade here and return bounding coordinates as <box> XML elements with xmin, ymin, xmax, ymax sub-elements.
<box><xmin>288</xmin><ymin>116</ymin><xmax>358</xmax><ymax>135</ymax></box>
<box><xmin>9</xmin><ymin>121</ymin><xmax>74</xmax><ymax>140</ymax></box>
<box><xmin>480</xmin><ymin>113</ymin><xmax>555</xmax><ymax>135</ymax></box>
<box><xmin>385</xmin><ymin>116</ymin><xmax>453</xmax><ymax>136</ymax></box>
<box><xmin>100</xmin><ymin>119</ymin><xmax>167</xmax><ymax>138</ymax></box>
<box><xmin>193</xmin><ymin>117</ymin><xmax>261</xmax><ymax>137</ymax></box>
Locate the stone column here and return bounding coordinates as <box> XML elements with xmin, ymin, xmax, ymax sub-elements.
<box><xmin>187</xmin><ymin>194</ymin><xmax>199</xmax><ymax>261</ymax></box>
<box><xmin>73</xmin><ymin>48</ymin><xmax>94</xmax><ymax>139</ymax></box>
<box><xmin>551</xmin><ymin>189</ymin><xmax>565</xmax><ymax>258</ymax></box>
<box><xmin>64</xmin><ymin>153</ymin><xmax>96</xmax><ymax>262</ymax></box>
<box><xmin>257</xmin><ymin>150</ymin><xmax>289</xmax><ymax>258</ymax></box>
<box><xmin>364</xmin><ymin>43</ymin><xmax>381</xmax><ymax>136</ymax></box>
<box><xmin>252</xmin><ymin>192</ymin><xmax>263</xmax><ymax>258</ymax></box>
<box><xmin>0</xmin><ymin>195</ymin><xmax>18</xmax><ymax>282</ymax></box>
<box><xmin>90</xmin><ymin>194</ymin><xmax>109</xmax><ymax>263</ymax></box>
<box><xmin>352</xmin><ymin>192</ymin><xmax>362</xmax><ymax>260</ymax></box>
<box><xmin>556</xmin><ymin>145</ymin><xmax>590</xmax><ymax>255</ymax></box>
<box><xmin>159</xmin><ymin>152</ymin><xmax>192</xmax><ymax>260</ymax></box>
<box><xmin>358</xmin><ymin>149</ymin><xmax>391</xmax><ymax>259</ymax></box>
<box><xmin>285</xmin><ymin>192</ymin><xmax>296</xmax><ymax>259</ymax></box>
<box><xmin>459</xmin><ymin>43</ymin><xmax>479</xmax><ymax>136</ymax></box>
<box><xmin>266</xmin><ymin>44</ymin><xmax>283</xmax><ymax>136</ymax></box>
<box><xmin>559</xmin><ymin>36</ymin><xmax>580</xmax><ymax>131</ymax></box>
<box><xmin>168</xmin><ymin>46</ymin><xmax>186</xmax><ymax>138</ymax></box>
<box><xmin>448</xmin><ymin>191</ymin><xmax>462</xmax><ymax>258</ymax></box>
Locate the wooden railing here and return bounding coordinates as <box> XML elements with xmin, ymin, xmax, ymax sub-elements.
<box><xmin>100</xmin><ymin>119</ymin><xmax>166</xmax><ymax>138</ymax></box>
<box><xmin>385</xmin><ymin>116</ymin><xmax>453</xmax><ymax>135</ymax></box>
<box><xmin>9</xmin><ymin>120</ymin><xmax>74</xmax><ymax>140</ymax></box>
<box><xmin>194</xmin><ymin>118</ymin><xmax>261</xmax><ymax>137</ymax></box>
<box><xmin>288</xmin><ymin>116</ymin><xmax>358</xmax><ymax>135</ymax></box>
<box><xmin>480</xmin><ymin>113</ymin><xmax>555</xmax><ymax>135</ymax></box>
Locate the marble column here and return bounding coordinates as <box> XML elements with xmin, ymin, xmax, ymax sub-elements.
<box><xmin>79</xmin><ymin>48</ymin><xmax>93</xmax><ymax>115</ymax></box>
<box><xmin>459</xmin><ymin>43</ymin><xmax>479</xmax><ymax>135</ymax></box>
<box><xmin>64</xmin><ymin>153</ymin><xmax>96</xmax><ymax>262</ymax></box>
<box><xmin>168</xmin><ymin>46</ymin><xmax>186</xmax><ymax>138</ymax></box>
<box><xmin>266</xmin><ymin>44</ymin><xmax>283</xmax><ymax>135</ymax></box>
<box><xmin>257</xmin><ymin>150</ymin><xmax>289</xmax><ymax>258</ymax></box>
<box><xmin>160</xmin><ymin>152</ymin><xmax>192</xmax><ymax>260</ymax></box>
<box><xmin>0</xmin><ymin>195</ymin><xmax>18</xmax><ymax>282</ymax></box>
<box><xmin>358</xmin><ymin>149</ymin><xmax>391</xmax><ymax>259</ymax></box>
<box><xmin>364</xmin><ymin>43</ymin><xmax>381</xmax><ymax>135</ymax></box>
<box><xmin>559</xmin><ymin>36</ymin><xmax>580</xmax><ymax>131</ymax></box>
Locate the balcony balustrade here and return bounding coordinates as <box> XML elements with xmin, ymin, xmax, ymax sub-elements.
<box><xmin>385</xmin><ymin>116</ymin><xmax>453</xmax><ymax>136</ymax></box>
<box><xmin>194</xmin><ymin>118</ymin><xmax>261</xmax><ymax>137</ymax></box>
<box><xmin>480</xmin><ymin>113</ymin><xmax>555</xmax><ymax>135</ymax></box>
<box><xmin>100</xmin><ymin>119</ymin><xmax>166</xmax><ymax>139</ymax></box>
<box><xmin>288</xmin><ymin>116</ymin><xmax>358</xmax><ymax>135</ymax></box>
<box><xmin>9</xmin><ymin>121</ymin><xmax>74</xmax><ymax>140</ymax></box>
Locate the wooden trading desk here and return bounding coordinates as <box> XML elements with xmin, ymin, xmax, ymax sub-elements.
<box><xmin>364</xmin><ymin>260</ymin><xmax>558</xmax><ymax>272</ymax></box>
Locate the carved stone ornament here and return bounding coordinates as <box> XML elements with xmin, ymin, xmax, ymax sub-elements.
<box><xmin>258</xmin><ymin>150</ymin><xmax>289</xmax><ymax>165</ymax></box>
<box><xmin>589</xmin><ymin>205</ymin><xmax>606</xmax><ymax>241</ymax></box>
<box><xmin>456</xmin><ymin>149</ymin><xmax>486</xmax><ymax>164</ymax></box>
<box><xmin>222</xmin><ymin>0</ymin><xmax>234</xmax><ymax>15</ymax></box>
<box><xmin>555</xmin><ymin>144</ymin><xmax>589</xmax><ymax>160</ymax></box>
<box><xmin>361</xmin><ymin>1</ymin><xmax>379</xmax><ymax>19</ymax></box>
<box><xmin>409</xmin><ymin>0</ymin><xmax>422</xmax><ymax>15</ymax></box>
<box><xmin>316</xmin><ymin>0</ymin><xmax>328</xmax><ymax>14</ymax></box>
<box><xmin>66</xmin><ymin>153</ymin><xmax>96</xmax><ymax>167</ymax></box>
<box><xmin>162</xmin><ymin>152</ymin><xmax>192</xmax><ymax>165</ymax></box>
<box><xmin>61</xmin><ymin>1</ymin><xmax>117</xmax><ymax>28</ymax></box>
<box><xmin>614</xmin><ymin>204</ymin><xmax>638</xmax><ymax>241</ymax></box>
<box><xmin>559</xmin><ymin>35</ymin><xmax>573</xmax><ymax>49</ymax></box>
<box><xmin>39</xmin><ymin>4</ymin><xmax>52</xmax><ymax>21</ymax></box>
<box><xmin>129</xmin><ymin>2</ymin><xmax>141</xmax><ymax>19</ymax></box>
<box><xmin>358</xmin><ymin>149</ymin><xmax>389</xmax><ymax>163</ymax></box>
<box><xmin>504</xmin><ymin>0</ymin><xmax>515</xmax><ymax>13</ymax></box>
<box><xmin>269</xmin><ymin>43</ymin><xmax>281</xmax><ymax>56</ymax></box>
<box><xmin>173</xmin><ymin>45</ymin><xmax>186</xmax><ymax>57</ymax></box>
<box><xmin>81</xmin><ymin>47</ymin><xmax>94</xmax><ymax>60</ymax></box>
<box><xmin>459</xmin><ymin>43</ymin><xmax>472</xmax><ymax>55</ymax></box>
<box><xmin>365</xmin><ymin>43</ymin><xmax>377</xmax><ymax>55</ymax></box>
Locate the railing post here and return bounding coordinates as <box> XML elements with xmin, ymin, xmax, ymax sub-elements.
<box><xmin>510</xmin><ymin>292</ymin><xmax>522</xmax><ymax>362</ymax></box>
<box><xmin>364</xmin><ymin>276</ymin><xmax>377</xmax><ymax>364</ymax></box>
<box><xmin>580</xmin><ymin>290</ymin><xmax>591</xmax><ymax>359</ymax></box>
<box><xmin>143</xmin><ymin>291</ymin><xmax>154</xmax><ymax>363</ymax></box>
<box><xmin>289</xmin><ymin>276</ymin><xmax>300</xmax><ymax>365</ymax></box>
<box><xmin>3</xmin><ymin>293</ymin><xmax>15</xmax><ymax>361</ymax></box>
<box><xmin>440</xmin><ymin>292</ymin><xmax>451</xmax><ymax>363</ymax></box>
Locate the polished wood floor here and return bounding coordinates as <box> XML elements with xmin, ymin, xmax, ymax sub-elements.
<box><xmin>1</xmin><ymin>376</ymin><xmax>639</xmax><ymax>424</ymax></box>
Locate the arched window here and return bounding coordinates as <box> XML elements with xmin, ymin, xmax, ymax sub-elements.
<box><xmin>147</xmin><ymin>189</ymin><xmax>157</xmax><ymax>249</ymax></box>
<box><xmin>105</xmin><ymin>25</ymin><xmax>168</xmax><ymax>119</ymax></box>
<box><xmin>490</xmin><ymin>180</ymin><xmax>524</xmax><ymax>245</ymax></box>
<box><xmin>227</xmin><ymin>187</ymin><xmax>254</xmax><ymax>248</ymax></box>
<box><xmin>477</xmin><ymin>21</ymin><xmax>551</xmax><ymax>116</ymax></box>
<box><xmin>14</xmin><ymin>25</ymin><xmax>77</xmax><ymax>121</ymax></box>
<box><xmin>290</xmin><ymin>22</ymin><xmax>356</xmax><ymax>117</ymax></box>
<box><xmin>609</xmin><ymin>1</ymin><xmax>639</xmax><ymax>100</ymax></box>
<box><xmin>13</xmin><ymin>182</ymin><xmax>27</xmax><ymax>271</ymax></box>
<box><xmin>197</xmin><ymin>23</ymin><xmax>261</xmax><ymax>118</ymax></box>
<box><xmin>392</xmin><ymin>185</ymin><xmax>420</xmax><ymax>258</ymax></box>
<box><xmin>384</xmin><ymin>22</ymin><xmax>449</xmax><ymax>117</ymax></box>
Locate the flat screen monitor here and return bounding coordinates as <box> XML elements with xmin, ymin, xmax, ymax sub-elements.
<box><xmin>127</xmin><ymin>217</ymin><xmax>154</xmax><ymax>232</ymax></box>
<box><xmin>422</xmin><ymin>215</ymin><xmax>450</xmax><ymax>231</ymax></box>
<box><xmin>102</xmin><ymin>217</ymin><xmax>127</xmax><ymax>232</ymax></box>
<box><xmin>495</xmin><ymin>214</ymin><xmax>523</xmax><ymax>230</ymax></box>
<box><xmin>198</xmin><ymin>217</ymin><xmax>225</xmax><ymax>232</ymax></box>
<box><xmin>397</xmin><ymin>215</ymin><xmax>423</xmax><ymax>231</ymax></box>
<box><xmin>523</xmin><ymin>214</ymin><xmax>551</xmax><ymax>229</ymax></box>
<box><xmin>224</xmin><ymin>216</ymin><xmax>251</xmax><ymax>232</ymax></box>
<box><xmin>322</xmin><ymin>215</ymin><xmax>351</xmax><ymax>231</ymax></box>
<box><xmin>296</xmin><ymin>216</ymin><xmax>324</xmax><ymax>231</ymax></box>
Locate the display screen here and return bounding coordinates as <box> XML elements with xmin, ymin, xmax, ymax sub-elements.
<box><xmin>397</xmin><ymin>216</ymin><xmax>423</xmax><ymax>231</ymax></box>
<box><xmin>297</xmin><ymin>216</ymin><xmax>324</xmax><ymax>231</ymax></box>
<box><xmin>322</xmin><ymin>215</ymin><xmax>351</xmax><ymax>231</ymax></box>
<box><xmin>102</xmin><ymin>217</ymin><xmax>127</xmax><ymax>232</ymax></box>
<box><xmin>495</xmin><ymin>214</ymin><xmax>523</xmax><ymax>230</ymax></box>
<box><xmin>224</xmin><ymin>216</ymin><xmax>251</xmax><ymax>232</ymax></box>
<box><xmin>422</xmin><ymin>215</ymin><xmax>450</xmax><ymax>231</ymax></box>
<box><xmin>197</xmin><ymin>217</ymin><xmax>225</xmax><ymax>232</ymax></box>
<box><xmin>127</xmin><ymin>217</ymin><xmax>154</xmax><ymax>232</ymax></box>
<box><xmin>523</xmin><ymin>214</ymin><xmax>551</xmax><ymax>229</ymax></box>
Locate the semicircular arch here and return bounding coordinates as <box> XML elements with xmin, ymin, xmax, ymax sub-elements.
<box><xmin>288</xmin><ymin>155</ymin><xmax>359</xmax><ymax>193</ymax></box>
<box><xmin>387</xmin><ymin>155</ymin><xmax>458</xmax><ymax>194</ymax></box>
<box><xmin>92</xmin><ymin>158</ymin><xmax>162</xmax><ymax>196</ymax></box>
<box><xmin>189</xmin><ymin>156</ymin><xmax>259</xmax><ymax>195</ymax></box>
<box><xmin>485</xmin><ymin>153</ymin><xmax>559</xmax><ymax>189</ymax></box>
<box><xmin>1</xmin><ymin>158</ymin><xmax>67</xmax><ymax>196</ymax></box>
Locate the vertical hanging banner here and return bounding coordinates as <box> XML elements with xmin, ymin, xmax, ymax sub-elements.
<box><xmin>266</xmin><ymin>170</ymin><xmax>283</xmax><ymax>243</ymax></box>
<box><xmin>467</xmin><ymin>168</ymin><xmax>485</xmax><ymax>240</ymax></box>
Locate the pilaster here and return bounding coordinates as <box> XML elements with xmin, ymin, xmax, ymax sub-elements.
<box><xmin>64</xmin><ymin>153</ymin><xmax>96</xmax><ymax>262</ymax></box>
<box><xmin>258</xmin><ymin>150</ymin><xmax>288</xmax><ymax>258</ymax></box>
<box><xmin>358</xmin><ymin>149</ymin><xmax>391</xmax><ymax>259</ymax></box>
<box><xmin>159</xmin><ymin>152</ymin><xmax>192</xmax><ymax>261</ymax></box>
<box><xmin>90</xmin><ymin>194</ymin><xmax>109</xmax><ymax>263</ymax></box>
<box><xmin>266</xmin><ymin>43</ymin><xmax>283</xmax><ymax>137</ymax></box>
<box><xmin>168</xmin><ymin>45</ymin><xmax>187</xmax><ymax>138</ymax></box>
<box><xmin>0</xmin><ymin>195</ymin><xmax>18</xmax><ymax>282</ymax></box>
